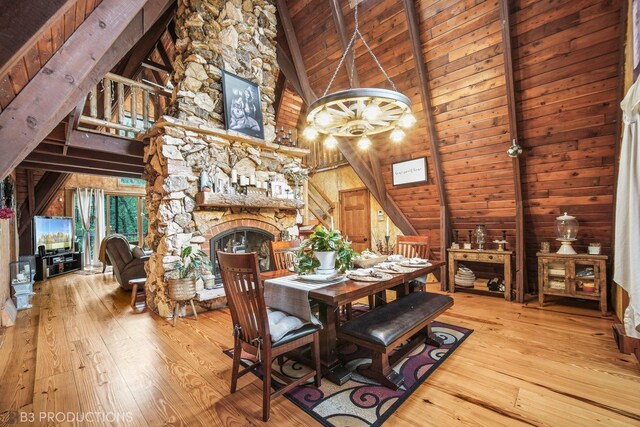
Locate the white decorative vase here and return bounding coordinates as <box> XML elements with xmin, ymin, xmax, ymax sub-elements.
<box><xmin>315</xmin><ymin>251</ymin><xmax>337</xmax><ymax>275</ymax></box>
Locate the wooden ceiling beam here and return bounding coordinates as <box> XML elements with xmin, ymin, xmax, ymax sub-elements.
<box><xmin>66</xmin><ymin>130</ymin><xmax>144</xmax><ymax>157</ymax></box>
<box><xmin>328</xmin><ymin>0</ymin><xmax>386</xmax><ymax>203</ymax></box>
<box><xmin>24</xmin><ymin>152</ymin><xmax>144</xmax><ymax>175</ymax></box>
<box><xmin>33</xmin><ymin>142</ymin><xmax>143</xmax><ymax>166</ymax></box>
<box><xmin>498</xmin><ymin>0</ymin><xmax>526</xmax><ymax>302</ymax></box>
<box><xmin>21</xmin><ymin>161</ymin><xmax>140</xmax><ymax>179</ymax></box>
<box><xmin>403</xmin><ymin>0</ymin><xmax>451</xmax><ymax>280</ymax></box>
<box><xmin>276</xmin><ymin>44</ymin><xmax>307</xmax><ymax>105</ymax></box>
<box><xmin>329</xmin><ymin>0</ymin><xmax>360</xmax><ymax>89</ymax></box>
<box><xmin>117</xmin><ymin>3</ymin><xmax>176</xmax><ymax>79</ymax></box>
<box><xmin>142</xmin><ymin>60</ymin><xmax>172</xmax><ymax>74</ymax></box>
<box><xmin>156</xmin><ymin>37</ymin><xmax>173</xmax><ymax>68</ymax></box>
<box><xmin>274</xmin><ymin>72</ymin><xmax>286</xmax><ymax>124</ymax></box>
<box><xmin>276</xmin><ymin>0</ymin><xmax>316</xmax><ymax>104</ymax></box>
<box><xmin>0</xmin><ymin>0</ymin><xmax>75</xmax><ymax>77</ymax></box>
<box><xmin>0</xmin><ymin>0</ymin><xmax>174</xmax><ymax>181</ymax></box>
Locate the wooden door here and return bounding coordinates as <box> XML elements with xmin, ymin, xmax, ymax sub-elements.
<box><xmin>339</xmin><ymin>188</ymin><xmax>370</xmax><ymax>252</ymax></box>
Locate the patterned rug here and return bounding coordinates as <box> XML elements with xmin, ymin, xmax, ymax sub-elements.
<box><xmin>226</xmin><ymin>321</ymin><xmax>472</xmax><ymax>426</ymax></box>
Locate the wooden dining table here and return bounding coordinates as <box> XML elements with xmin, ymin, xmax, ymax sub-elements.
<box><xmin>261</xmin><ymin>260</ymin><xmax>445</xmax><ymax>384</ymax></box>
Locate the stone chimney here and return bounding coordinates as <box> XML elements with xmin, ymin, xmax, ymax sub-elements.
<box><xmin>143</xmin><ymin>0</ymin><xmax>304</xmax><ymax>318</ymax></box>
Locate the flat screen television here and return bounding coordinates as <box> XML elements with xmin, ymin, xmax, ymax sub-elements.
<box><xmin>33</xmin><ymin>216</ymin><xmax>74</xmax><ymax>254</ymax></box>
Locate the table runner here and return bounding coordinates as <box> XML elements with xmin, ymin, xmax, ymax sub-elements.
<box><xmin>264</xmin><ymin>275</ymin><xmax>345</xmax><ymax>325</ymax></box>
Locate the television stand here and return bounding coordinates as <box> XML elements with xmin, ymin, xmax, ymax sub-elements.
<box><xmin>35</xmin><ymin>251</ymin><xmax>83</xmax><ymax>281</ymax></box>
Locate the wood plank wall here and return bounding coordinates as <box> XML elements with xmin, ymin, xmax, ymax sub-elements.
<box><xmin>512</xmin><ymin>0</ymin><xmax>622</xmax><ymax>283</ymax></box>
<box><xmin>418</xmin><ymin>0</ymin><xmax>516</xmax><ymax>253</ymax></box>
<box><xmin>0</xmin><ymin>0</ymin><xmax>103</xmax><ymax>111</ymax></box>
<box><xmin>282</xmin><ymin>0</ymin><xmax>623</xmax><ymax>290</ymax></box>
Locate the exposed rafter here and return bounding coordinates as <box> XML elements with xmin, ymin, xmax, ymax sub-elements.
<box><xmin>117</xmin><ymin>3</ymin><xmax>176</xmax><ymax>79</ymax></box>
<box><xmin>402</xmin><ymin>0</ymin><xmax>450</xmax><ymax>282</ymax></box>
<box><xmin>498</xmin><ymin>0</ymin><xmax>526</xmax><ymax>302</ymax></box>
<box><xmin>276</xmin><ymin>0</ymin><xmax>316</xmax><ymax>104</ymax></box>
<box><xmin>274</xmin><ymin>71</ymin><xmax>287</xmax><ymax>124</ymax></box>
<box><xmin>329</xmin><ymin>0</ymin><xmax>360</xmax><ymax>89</ymax></box>
<box><xmin>67</xmin><ymin>130</ymin><xmax>144</xmax><ymax>157</ymax></box>
<box><xmin>328</xmin><ymin>0</ymin><xmax>386</xmax><ymax>203</ymax></box>
<box><xmin>20</xmin><ymin>162</ymin><xmax>141</xmax><ymax>179</ymax></box>
<box><xmin>276</xmin><ymin>44</ymin><xmax>306</xmax><ymax>104</ymax></box>
<box><xmin>0</xmin><ymin>0</ymin><xmax>174</xmax><ymax>181</ymax></box>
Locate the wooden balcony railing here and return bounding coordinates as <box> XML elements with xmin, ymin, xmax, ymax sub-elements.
<box><xmin>78</xmin><ymin>73</ymin><xmax>172</xmax><ymax>138</ymax></box>
<box><xmin>302</xmin><ymin>139</ymin><xmax>348</xmax><ymax>171</ymax></box>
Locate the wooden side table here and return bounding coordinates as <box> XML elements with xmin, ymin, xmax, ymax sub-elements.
<box><xmin>447</xmin><ymin>248</ymin><xmax>513</xmax><ymax>301</ymax></box>
<box><xmin>537</xmin><ymin>252</ymin><xmax>608</xmax><ymax>315</ymax></box>
<box><xmin>129</xmin><ymin>278</ymin><xmax>147</xmax><ymax>312</ymax></box>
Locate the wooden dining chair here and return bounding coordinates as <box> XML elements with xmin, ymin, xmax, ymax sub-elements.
<box><xmin>216</xmin><ymin>251</ymin><xmax>321</xmax><ymax>422</ymax></box>
<box><xmin>396</xmin><ymin>235</ymin><xmax>431</xmax><ymax>259</ymax></box>
<box><xmin>269</xmin><ymin>239</ymin><xmax>301</xmax><ymax>271</ymax></box>
<box><xmin>390</xmin><ymin>235</ymin><xmax>432</xmax><ymax>296</ymax></box>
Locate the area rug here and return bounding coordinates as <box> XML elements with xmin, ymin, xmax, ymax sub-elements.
<box><xmin>225</xmin><ymin>321</ymin><xmax>472</xmax><ymax>426</ymax></box>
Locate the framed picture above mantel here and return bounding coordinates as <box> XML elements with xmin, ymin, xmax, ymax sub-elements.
<box><xmin>392</xmin><ymin>157</ymin><xmax>428</xmax><ymax>186</ymax></box>
<box><xmin>222</xmin><ymin>70</ymin><xmax>264</xmax><ymax>140</ymax></box>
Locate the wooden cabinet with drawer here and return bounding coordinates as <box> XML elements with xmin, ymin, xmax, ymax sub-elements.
<box><xmin>447</xmin><ymin>248</ymin><xmax>513</xmax><ymax>301</ymax></box>
<box><xmin>537</xmin><ymin>252</ymin><xmax>608</xmax><ymax>315</ymax></box>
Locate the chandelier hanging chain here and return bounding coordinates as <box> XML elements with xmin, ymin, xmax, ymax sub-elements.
<box><xmin>321</xmin><ymin>1</ymin><xmax>397</xmax><ymax>97</ymax></box>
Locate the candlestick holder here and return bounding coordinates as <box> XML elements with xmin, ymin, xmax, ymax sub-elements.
<box><xmin>385</xmin><ymin>235</ymin><xmax>390</xmax><ymax>254</ymax></box>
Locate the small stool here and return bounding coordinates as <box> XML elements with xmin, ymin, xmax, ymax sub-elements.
<box><xmin>129</xmin><ymin>278</ymin><xmax>147</xmax><ymax>312</ymax></box>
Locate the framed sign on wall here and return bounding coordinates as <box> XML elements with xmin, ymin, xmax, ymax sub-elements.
<box><xmin>392</xmin><ymin>157</ymin><xmax>428</xmax><ymax>186</ymax></box>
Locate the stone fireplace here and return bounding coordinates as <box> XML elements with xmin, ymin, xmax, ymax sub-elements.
<box><xmin>143</xmin><ymin>0</ymin><xmax>307</xmax><ymax>318</ymax></box>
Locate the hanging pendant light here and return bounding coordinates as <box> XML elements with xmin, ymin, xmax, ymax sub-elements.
<box><xmin>303</xmin><ymin>1</ymin><xmax>413</xmax><ymax>149</ymax></box>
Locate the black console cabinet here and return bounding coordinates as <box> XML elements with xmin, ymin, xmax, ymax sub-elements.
<box><xmin>35</xmin><ymin>252</ymin><xmax>83</xmax><ymax>281</ymax></box>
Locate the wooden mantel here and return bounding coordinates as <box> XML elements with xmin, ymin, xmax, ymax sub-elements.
<box><xmin>196</xmin><ymin>192</ymin><xmax>304</xmax><ymax>210</ymax></box>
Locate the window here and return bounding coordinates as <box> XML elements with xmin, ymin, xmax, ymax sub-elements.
<box><xmin>107</xmin><ymin>195</ymin><xmax>140</xmax><ymax>245</ymax></box>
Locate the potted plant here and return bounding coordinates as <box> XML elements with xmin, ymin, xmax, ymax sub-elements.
<box><xmin>168</xmin><ymin>246</ymin><xmax>213</xmax><ymax>301</ymax></box>
<box><xmin>296</xmin><ymin>226</ymin><xmax>357</xmax><ymax>275</ymax></box>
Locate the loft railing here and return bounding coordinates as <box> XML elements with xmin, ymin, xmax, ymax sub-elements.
<box><xmin>78</xmin><ymin>73</ymin><xmax>172</xmax><ymax>138</ymax></box>
<box><xmin>303</xmin><ymin>139</ymin><xmax>348</xmax><ymax>171</ymax></box>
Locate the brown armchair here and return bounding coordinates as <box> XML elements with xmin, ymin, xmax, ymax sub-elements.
<box><xmin>104</xmin><ymin>235</ymin><xmax>148</xmax><ymax>290</ymax></box>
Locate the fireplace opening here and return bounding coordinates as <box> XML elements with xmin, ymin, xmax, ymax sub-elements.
<box><xmin>210</xmin><ymin>227</ymin><xmax>275</xmax><ymax>282</ymax></box>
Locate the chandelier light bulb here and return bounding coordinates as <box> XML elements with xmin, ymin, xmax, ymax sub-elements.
<box><xmin>362</xmin><ymin>102</ymin><xmax>382</xmax><ymax>121</ymax></box>
<box><xmin>316</xmin><ymin>109</ymin><xmax>332</xmax><ymax>128</ymax></box>
<box><xmin>399</xmin><ymin>113</ymin><xmax>416</xmax><ymax>128</ymax></box>
<box><xmin>357</xmin><ymin>135</ymin><xmax>372</xmax><ymax>150</ymax></box>
<box><xmin>303</xmin><ymin>126</ymin><xmax>319</xmax><ymax>140</ymax></box>
<box><xmin>324</xmin><ymin>135</ymin><xmax>338</xmax><ymax>149</ymax></box>
<box><xmin>390</xmin><ymin>128</ymin><xmax>405</xmax><ymax>143</ymax></box>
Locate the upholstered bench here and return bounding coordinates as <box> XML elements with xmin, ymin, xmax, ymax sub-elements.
<box><xmin>338</xmin><ymin>292</ymin><xmax>454</xmax><ymax>389</ymax></box>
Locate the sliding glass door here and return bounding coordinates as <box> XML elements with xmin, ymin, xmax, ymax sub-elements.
<box><xmin>106</xmin><ymin>194</ymin><xmax>147</xmax><ymax>247</ymax></box>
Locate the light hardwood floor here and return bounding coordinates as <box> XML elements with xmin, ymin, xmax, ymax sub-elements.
<box><xmin>1</xmin><ymin>272</ymin><xmax>639</xmax><ymax>426</ymax></box>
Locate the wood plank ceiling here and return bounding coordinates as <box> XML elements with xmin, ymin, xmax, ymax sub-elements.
<box><xmin>281</xmin><ymin>0</ymin><xmax>624</xmax><ymax>294</ymax></box>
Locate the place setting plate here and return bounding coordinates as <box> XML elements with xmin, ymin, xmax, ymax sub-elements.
<box><xmin>373</xmin><ymin>263</ymin><xmax>415</xmax><ymax>274</ymax></box>
<box><xmin>295</xmin><ymin>273</ymin><xmax>346</xmax><ymax>283</ymax></box>
<box><xmin>399</xmin><ymin>259</ymin><xmax>432</xmax><ymax>268</ymax></box>
<box><xmin>347</xmin><ymin>269</ymin><xmax>393</xmax><ymax>282</ymax></box>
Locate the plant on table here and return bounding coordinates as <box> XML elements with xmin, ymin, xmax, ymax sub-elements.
<box><xmin>295</xmin><ymin>225</ymin><xmax>358</xmax><ymax>274</ymax></box>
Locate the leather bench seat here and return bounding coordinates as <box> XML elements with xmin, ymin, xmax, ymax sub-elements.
<box><xmin>340</xmin><ymin>292</ymin><xmax>454</xmax><ymax>347</ymax></box>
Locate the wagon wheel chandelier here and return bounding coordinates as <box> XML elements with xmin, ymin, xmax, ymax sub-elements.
<box><xmin>302</xmin><ymin>1</ymin><xmax>415</xmax><ymax>150</ymax></box>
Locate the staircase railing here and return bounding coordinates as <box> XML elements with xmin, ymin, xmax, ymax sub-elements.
<box><xmin>79</xmin><ymin>73</ymin><xmax>172</xmax><ymax>138</ymax></box>
<box><xmin>307</xmin><ymin>180</ymin><xmax>335</xmax><ymax>228</ymax></box>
